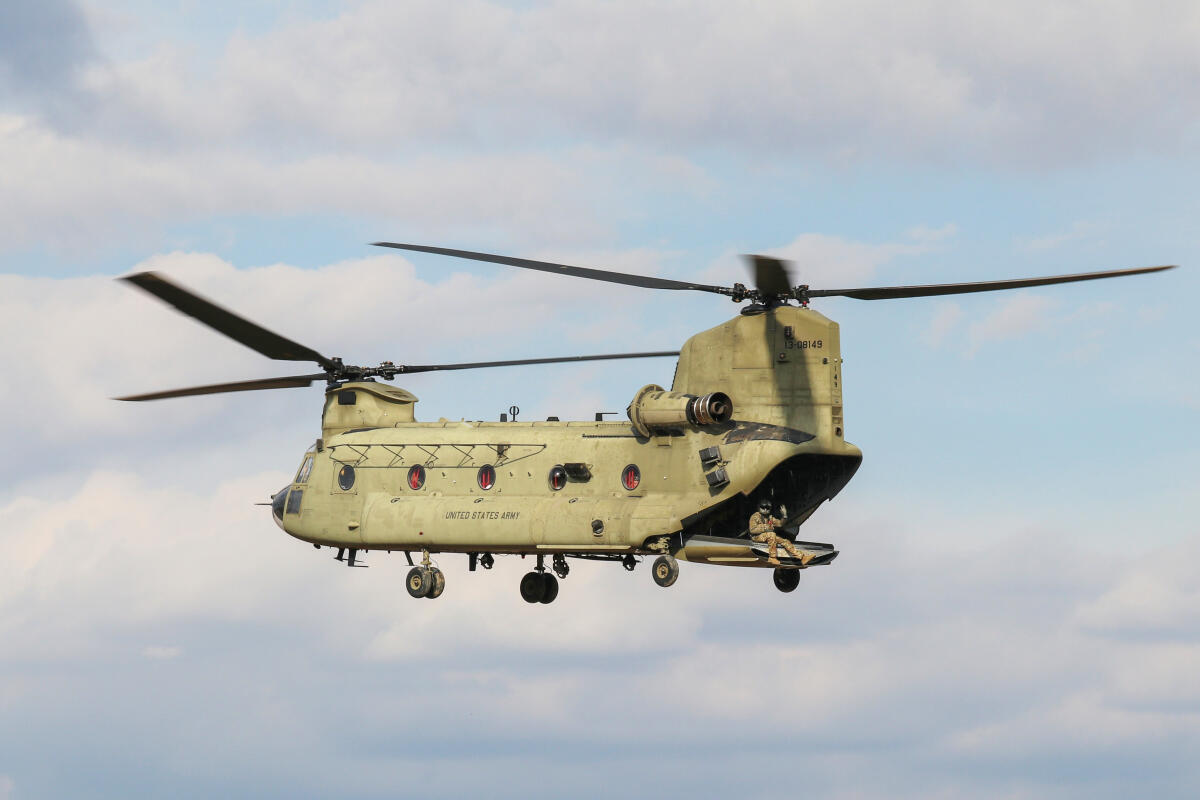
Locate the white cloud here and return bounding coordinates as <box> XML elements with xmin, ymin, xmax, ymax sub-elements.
<box><xmin>1073</xmin><ymin>537</ymin><xmax>1200</xmax><ymax>638</ymax></box>
<box><xmin>1018</xmin><ymin>220</ymin><xmax>1102</xmax><ymax>251</ymax></box>
<box><xmin>0</xmin><ymin>248</ymin><xmax>687</xmax><ymax>449</ymax></box>
<box><xmin>967</xmin><ymin>293</ymin><xmax>1056</xmax><ymax>352</ymax></box>
<box><xmin>141</xmin><ymin>645</ymin><xmax>182</xmax><ymax>660</ymax></box>
<box><xmin>1</xmin><ymin>455</ymin><xmax>1198</xmax><ymax>796</ymax></box>
<box><xmin>924</xmin><ymin>301</ymin><xmax>965</xmax><ymax>346</ymax></box>
<box><xmin>61</xmin><ymin>1</ymin><xmax>1200</xmax><ymax>165</ymax></box>
<box><xmin>0</xmin><ymin>114</ymin><xmax>618</xmax><ymax>252</ymax></box>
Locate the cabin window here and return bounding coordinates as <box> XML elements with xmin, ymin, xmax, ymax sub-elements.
<box><xmin>285</xmin><ymin>489</ymin><xmax>303</xmax><ymax>514</ymax></box>
<box><xmin>295</xmin><ymin>455</ymin><xmax>313</xmax><ymax>484</ymax></box>
<box><xmin>408</xmin><ymin>465</ymin><xmax>426</xmax><ymax>490</ymax></box>
<box><xmin>622</xmin><ymin>464</ymin><xmax>641</xmax><ymax>491</ymax></box>
<box><xmin>337</xmin><ymin>464</ymin><xmax>356</xmax><ymax>491</ymax></box>
<box><xmin>477</xmin><ymin>465</ymin><xmax>496</xmax><ymax>490</ymax></box>
<box><xmin>548</xmin><ymin>465</ymin><xmax>567</xmax><ymax>491</ymax></box>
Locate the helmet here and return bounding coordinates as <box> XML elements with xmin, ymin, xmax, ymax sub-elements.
<box><xmin>757</xmin><ymin>499</ymin><xmax>771</xmax><ymax>511</ymax></box>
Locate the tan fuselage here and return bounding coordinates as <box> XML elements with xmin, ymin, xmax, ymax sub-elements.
<box><xmin>276</xmin><ymin>306</ymin><xmax>862</xmax><ymax>557</ymax></box>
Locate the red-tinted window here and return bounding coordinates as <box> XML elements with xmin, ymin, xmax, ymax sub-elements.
<box><xmin>622</xmin><ymin>464</ymin><xmax>640</xmax><ymax>491</ymax></box>
<box><xmin>548</xmin><ymin>466</ymin><xmax>567</xmax><ymax>491</ymax></box>
<box><xmin>478</xmin><ymin>465</ymin><xmax>496</xmax><ymax>490</ymax></box>
<box><xmin>408</xmin><ymin>465</ymin><xmax>425</xmax><ymax>490</ymax></box>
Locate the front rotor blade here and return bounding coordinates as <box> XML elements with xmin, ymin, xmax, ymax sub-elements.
<box><xmin>809</xmin><ymin>264</ymin><xmax>1176</xmax><ymax>300</ymax></box>
<box><xmin>399</xmin><ymin>351</ymin><xmax>680</xmax><ymax>374</ymax></box>
<box><xmin>746</xmin><ymin>255</ymin><xmax>793</xmax><ymax>296</ymax></box>
<box><xmin>115</xmin><ymin>373</ymin><xmax>328</xmax><ymax>402</ymax></box>
<box><xmin>372</xmin><ymin>242</ymin><xmax>732</xmax><ymax>295</ymax></box>
<box><xmin>122</xmin><ymin>272</ymin><xmax>336</xmax><ymax>368</ymax></box>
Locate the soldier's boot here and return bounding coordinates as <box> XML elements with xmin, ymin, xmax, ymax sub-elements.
<box><xmin>781</xmin><ymin>540</ymin><xmax>814</xmax><ymax>566</ymax></box>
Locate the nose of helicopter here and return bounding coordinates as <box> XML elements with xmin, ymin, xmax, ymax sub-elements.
<box><xmin>270</xmin><ymin>485</ymin><xmax>289</xmax><ymax>530</ymax></box>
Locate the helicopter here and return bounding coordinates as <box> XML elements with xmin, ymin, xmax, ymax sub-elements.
<box><xmin>117</xmin><ymin>244</ymin><xmax>1174</xmax><ymax>603</ymax></box>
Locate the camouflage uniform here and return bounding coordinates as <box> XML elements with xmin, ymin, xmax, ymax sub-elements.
<box><xmin>749</xmin><ymin>509</ymin><xmax>810</xmax><ymax>565</ymax></box>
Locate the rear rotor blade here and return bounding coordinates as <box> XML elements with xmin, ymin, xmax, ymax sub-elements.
<box><xmin>399</xmin><ymin>351</ymin><xmax>680</xmax><ymax>374</ymax></box>
<box><xmin>809</xmin><ymin>264</ymin><xmax>1176</xmax><ymax>301</ymax></box>
<box><xmin>746</xmin><ymin>255</ymin><xmax>793</xmax><ymax>296</ymax></box>
<box><xmin>122</xmin><ymin>272</ymin><xmax>336</xmax><ymax>368</ymax></box>
<box><xmin>372</xmin><ymin>242</ymin><xmax>733</xmax><ymax>296</ymax></box>
<box><xmin>116</xmin><ymin>374</ymin><xmax>328</xmax><ymax>402</ymax></box>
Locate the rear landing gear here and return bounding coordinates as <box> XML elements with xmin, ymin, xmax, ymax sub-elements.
<box><xmin>652</xmin><ymin>555</ymin><xmax>679</xmax><ymax>587</ymax></box>
<box><xmin>773</xmin><ymin>567</ymin><xmax>800</xmax><ymax>593</ymax></box>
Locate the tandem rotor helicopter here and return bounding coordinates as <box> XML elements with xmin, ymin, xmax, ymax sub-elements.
<box><xmin>118</xmin><ymin>243</ymin><xmax>1174</xmax><ymax>603</ymax></box>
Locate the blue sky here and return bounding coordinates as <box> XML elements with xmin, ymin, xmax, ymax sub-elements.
<box><xmin>1</xmin><ymin>1</ymin><xmax>1198</xmax><ymax>798</ymax></box>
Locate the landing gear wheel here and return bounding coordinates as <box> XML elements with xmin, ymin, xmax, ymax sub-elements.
<box><xmin>652</xmin><ymin>555</ymin><xmax>679</xmax><ymax>587</ymax></box>
<box><xmin>406</xmin><ymin>566</ymin><xmax>432</xmax><ymax>598</ymax></box>
<box><xmin>425</xmin><ymin>567</ymin><xmax>445</xmax><ymax>599</ymax></box>
<box><xmin>773</xmin><ymin>567</ymin><xmax>801</xmax><ymax>593</ymax></box>
<box><xmin>520</xmin><ymin>571</ymin><xmax>546</xmax><ymax>603</ymax></box>
<box><xmin>539</xmin><ymin>573</ymin><xmax>559</xmax><ymax>604</ymax></box>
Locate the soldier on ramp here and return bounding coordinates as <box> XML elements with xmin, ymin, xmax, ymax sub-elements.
<box><xmin>749</xmin><ymin>499</ymin><xmax>812</xmax><ymax>566</ymax></box>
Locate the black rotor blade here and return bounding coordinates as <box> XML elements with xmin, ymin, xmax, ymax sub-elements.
<box><xmin>122</xmin><ymin>272</ymin><xmax>336</xmax><ymax>368</ymax></box>
<box><xmin>115</xmin><ymin>374</ymin><xmax>328</xmax><ymax>402</ymax></box>
<box><xmin>809</xmin><ymin>264</ymin><xmax>1176</xmax><ymax>301</ymax></box>
<box><xmin>399</xmin><ymin>351</ymin><xmax>680</xmax><ymax>374</ymax></box>
<box><xmin>372</xmin><ymin>242</ymin><xmax>732</xmax><ymax>295</ymax></box>
<box><xmin>746</xmin><ymin>255</ymin><xmax>793</xmax><ymax>296</ymax></box>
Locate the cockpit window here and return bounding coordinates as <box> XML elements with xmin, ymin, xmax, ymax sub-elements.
<box><xmin>295</xmin><ymin>455</ymin><xmax>314</xmax><ymax>484</ymax></box>
<box><xmin>285</xmin><ymin>489</ymin><xmax>303</xmax><ymax>514</ymax></box>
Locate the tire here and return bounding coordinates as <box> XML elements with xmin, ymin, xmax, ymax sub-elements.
<box><xmin>519</xmin><ymin>571</ymin><xmax>545</xmax><ymax>603</ymax></box>
<box><xmin>406</xmin><ymin>567</ymin><xmax>431</xmax><ymax>598</ymax></box>
<box><xmin>773</xmin><ymin>567</ymin><xmax>801</xmax><ymax>593</ymax></box>
<box><xmin>425</xmin><ymin>567</ymin><xmax>445</xmax><ymax>599</ymax></box>
<box><xmin>652</xmin><ymin>555</ymin><xmax>679</xmax><ymax>588</ymax></box>
<box><xmin>539</xmin><ymin>573</ymin><xmax>559</xmax><ymax>604</ymax></box>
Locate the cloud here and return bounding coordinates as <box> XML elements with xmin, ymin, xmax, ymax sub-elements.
<box><xmin>51</xmin><ymin>0</ymin><xmax>1200</xmax><ymax>166</ymax></box>
<box><xmin>692</xmin><ymin>228</ymin><xmax>948</xmax><ymax>292</ymax></box>
<box><xmin>4</xmin><ymin>465</ymin><xmax>1199</xmax><ymax>796</ymax></box>
<box><xmin>924</xmin><ymin>301</ymin><xmax>965</xmax><ymax>346</ymax></box>
<box><xmin>1019</xmin><ymin>220</ymin><xmax>1100</xmax><ymax>251</ymax></box>
<box><xmin>1073</xmin><ymin>536</ymin><xmax>1200</xmax><ymax>639</ymax></box>
<box><xmin>0</xmin><ymin>114</ymin><xmax>623</xmax><ymax>253</ymax></box>
<box><xmin>0</xmin><ymin>248</ymin><xmax>691</xmax><ymax>459</ymax></box>
<box><xmin>967</xmin><ymin>293</ymin><xmax>1056</xmax><ymax>352</ymax></box>
<box><xmin>141</xmin><ymin>645</ymin><xmax>182</xmax><ymax>660</ymax></box>
<box><xmin>0</xmin><ymin>0</ymin><xmax>96</xmax><ymax>97</ymax></box>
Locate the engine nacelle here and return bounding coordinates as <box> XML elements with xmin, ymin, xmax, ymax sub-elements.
<box><xmin>626</xmin><ymin>384</ymin><xmax>733</xmax><ymax>437</ymax></box>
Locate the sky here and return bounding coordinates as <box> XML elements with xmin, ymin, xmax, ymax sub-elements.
<box><xmin>1</xmin><ymin>1</ymin><xmax>1199</xmax><ymax>797</ymax></box>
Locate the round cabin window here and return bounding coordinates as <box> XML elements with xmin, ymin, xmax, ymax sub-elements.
<box><xmin>622</xmin><ymin>464</ymin><xmax>640</xmax><ymax>491</ymax></box>
<box><xmin>477</xmin><ymin>465</ymin><xmax>496</xmax><ymax>490</ymax></box>
<box><xmin>338</xmin><ymin>464</ymin><xmax>356</xmax><ymax>491</ymax></box>
<box><xmin>548</xmin><ymin>465</ymin><xmax>567</xmax><ymax>491</ymax></box>
<box><xmin>408</xmin><ymin>465</ymin><xmax>426</xmax><ymax>490</ymax></box>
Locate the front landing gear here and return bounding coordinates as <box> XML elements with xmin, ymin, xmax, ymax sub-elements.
<box><xmin>520</xmin><ymin>571</ymin><xmax>559</xmax><ymax>604</ymax></box>
<box><xmin>520</xmin><ymin>554</ymin><xmax>560</xmax><ymax>604</ymax></box>
<box><xmin>773</xmin><ymin>567</ymin><xmax>800</xmax><ymax>593</ymax></box>
<box><xmin>406</xmin><ymin>551</ymin><xmax>445</xmax><ymax>599</ymax></box>
<box><xmin>652</xmin><ymin>555</ymin><xmax>679</xmax><ymax>587</ymax></box>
